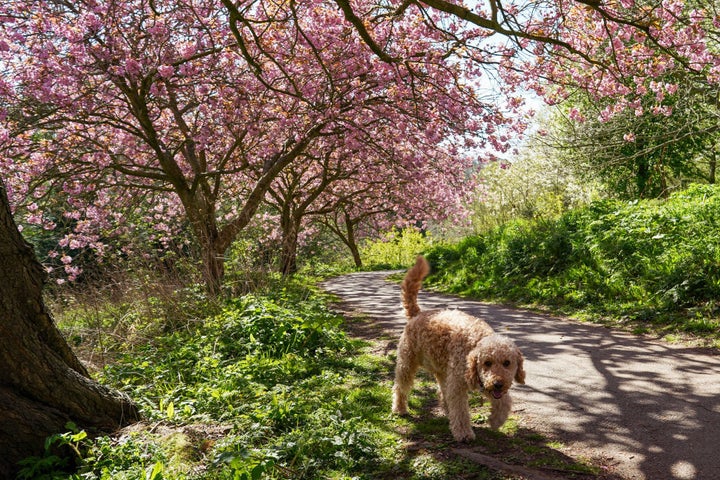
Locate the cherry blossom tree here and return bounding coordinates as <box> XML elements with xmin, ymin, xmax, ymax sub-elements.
<box><xmin>263</xmin><ymin>105</ymin><xmax>490</xmax><ymax>273</ymax></box>
<box><xmin>318</xmin><ymin>141</ymin><xmax>480</xmax><ymax>268</ymax></box>
<box><xmin>334</xmin><ymin>0</ymin><xmax>719</xmax><ymax>134</ymax></box>
<box><xmin>1</xmin><ymin>0</ymin><xmax>514</xmax><ymax>291</ymax></box>
<box><xmin>263</xmin><ymin>147</ymin><xmax>351</xmax><ymax>275</ymax></box>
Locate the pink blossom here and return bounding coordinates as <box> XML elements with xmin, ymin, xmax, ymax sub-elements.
<box><xmin>124</xmin><ymin>58</ymin><xmax>142</xmax><ymax>77</ymax></box>
<box><xmin>157</xmin><ymin>65</ymin><xmax>174</xmax><ymax>79</ymax></box>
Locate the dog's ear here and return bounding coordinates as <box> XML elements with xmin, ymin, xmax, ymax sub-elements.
<box><xmin>465</xmin><ymin>354</ymin><xmax>481</xmax><ymax>390</ymax></box>
<box><xmin>515</xmin><ymin>351</ymin><xmax>526</xmax><ymax>384</ymax></box>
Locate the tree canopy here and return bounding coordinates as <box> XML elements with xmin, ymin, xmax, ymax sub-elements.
<box><xmin>1</xmin><ymin>0</ymin><xmax>521</xmax><ymax>289</ymax></box>
<box><xmin>1</xmin><ymin>0</ymin><xmax>718</xmax><ymax>286</ymax></box>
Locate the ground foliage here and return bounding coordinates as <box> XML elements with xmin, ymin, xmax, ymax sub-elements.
<box><xmin>424</xmin><ymin>184</ymin><xmax>720</xmax><ymax>342</ymax></box>
<box><xmin>359</xmin><ymin>228</ymin><xmax>434</xmax><ymax>271</ymax></box>
<box><xmin>21</xmin><ymin>269</ymin><xmax>608</xmax><ymax>479</ymax></box>
<box><xmin>54</xmin><ymin>286</ymin><xmax>397</xmax><ymax>479</ymax></box>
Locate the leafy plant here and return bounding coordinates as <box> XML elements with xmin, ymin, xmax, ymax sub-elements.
<box><xmin>16</xmin><ymin>423</ymin><xmax>88</xmax><ymax>480</ymax></box>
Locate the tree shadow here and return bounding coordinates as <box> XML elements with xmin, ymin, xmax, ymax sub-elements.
<box><xmin>321</xmin><ymin>271</ymin><xmax>720</xmax><ymax>480</ymax></box>
<box><xmin>390</xmin><ymin>372</ymin><xmax>622</xmax><ymax>479</ymax></box>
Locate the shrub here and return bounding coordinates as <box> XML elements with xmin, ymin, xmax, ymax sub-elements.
<box><xmin>360</xmin><ymin>227</ymin><xmax>433</xmax><ymax>269</ymax></box>
<box><xmin>424</xmin><ymin>184</ymin><xmax>720</xmax><ymax>335</ymax></box>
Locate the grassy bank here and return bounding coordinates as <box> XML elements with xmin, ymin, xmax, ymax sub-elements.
<box><xmin>424</xmin><ymin>184</ymin><xmax>720</xmax><ymax>345</ymax></box>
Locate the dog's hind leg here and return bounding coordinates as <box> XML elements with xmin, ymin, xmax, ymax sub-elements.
<box><xmin>435</xmin><ymin>373</ymin><xmax>448</xmax><ymax>414</ymax></box>
<box><xmin>391</xmin><ymin>371</ymin><xmax>417</xmax><ymax>416</ymax></box>
<box><xmin>392</xmin><ymin>347</ymin><xmax>419</xmax><ymax>416</ymax></box>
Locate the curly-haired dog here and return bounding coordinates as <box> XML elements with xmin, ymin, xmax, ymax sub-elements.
<box><xmin>392</xmin><ymin>256</ymin><xmax>526</xmax><ymax>442</ymax></box>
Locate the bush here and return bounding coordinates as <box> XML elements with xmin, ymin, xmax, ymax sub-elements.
<box><xmin>424</xmin><ymin>184</ymin><xmax>720</xmax><ymax>335</ymax></box>
<box><xmin>360</xmin><ymin>227</ymin><xmax>433</xmax><ymax>269</ymax></box>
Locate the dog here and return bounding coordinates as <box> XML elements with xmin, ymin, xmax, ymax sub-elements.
<box><xmin>391</xmin><ymin>256</ymin><xmax>525</xmax><ymax>442</ymax></box>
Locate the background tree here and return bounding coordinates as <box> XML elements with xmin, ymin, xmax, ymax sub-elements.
<box><xmin>464</xmin><ymin>139</ymin><xmax>605</xmax><ymax>232</ymax></box>
<box><xmin>265</xmin><ymin>117</ymin><xmax>482</xmax><ymax>273</ymax></box>
<box><xmin>546</xmin><ymin>86</ymin><xmax>719</xmax><ymax>198</ymax></box>
<box><xmin>334</xmin><ymin>0</ymin><xmax>719</xmax><ymax>150</ymax></box>
<box><xmin>0</xmin><ymin>177</ymin><xmax>139</xmax><ymax>477</ymax></box>
<box><xmin>316</xmin><ymin>145</ymin><xmax>479</xmax><ymax>267</ymax></box>
<box><xmin>264</xmin><ymin>147</ymin><xmax>351</xmax><ymax>275</ymax></box>
<box><xmin>2</xmin><ymin>0</ymin><xmax>513</xmax><ymax>291</ymax></box>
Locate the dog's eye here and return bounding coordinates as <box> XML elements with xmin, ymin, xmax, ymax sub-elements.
<box><xmin>503</xmin><ymin>360</ymin><xmax>511</xmax><ymax>367</ymax></box>
<box><xmin>483</xmin><ymin>360</ymin><xmax>492</xmax><ymax>367</ymax></box>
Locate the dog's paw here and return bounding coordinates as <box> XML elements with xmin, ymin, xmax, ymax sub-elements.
<box><xmin>453</xmin><ymin>430</ymin><xmax>476</xmax><ymax>442</ymax></box>
<box><xmin>392</xmin><ymin>406</ymin><xmax>409</xmax><ymax>416</ymax></box>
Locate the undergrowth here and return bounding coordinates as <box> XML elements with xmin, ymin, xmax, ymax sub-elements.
<box><xmin>34</xmin><ymin>284</ymin><xmax>402</xmax><ymax>479</ymax></box>
<box><xmin>424</xmin><ymin>183</ymin><xmax>720</xmax><ymax>344</ymax></box>
<box><xmin>25</xmin><ymin>273</ymin><xmax>601</xmax><ymax>480</ymax></box>
<box><xmin>359</xmin><ymin>228</ymin><xmax>433</xmax><ymax>270</ymax></box>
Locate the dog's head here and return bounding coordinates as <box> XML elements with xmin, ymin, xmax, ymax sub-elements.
<box><xmin>464</xmin><ymin>335</ymin><xmax>525</xmax><ymax>400</ymax></box>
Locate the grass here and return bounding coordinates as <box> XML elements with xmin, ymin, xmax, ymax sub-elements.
<box><xmin>22</xmin><ymin>274</ymin><xmax>609</xmax><ymax>479</ymax></box>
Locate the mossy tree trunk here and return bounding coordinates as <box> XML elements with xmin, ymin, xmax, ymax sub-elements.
<box><xmin>0</xmin><ymin>179</ymin><xmax>140</xmax><ymax>477</ymax></box>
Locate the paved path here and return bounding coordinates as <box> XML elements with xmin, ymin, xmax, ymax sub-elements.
<box><xmin>321</xmin><ymin>270</ymin><xmax>720</xmax><ymax>480</ymax></box>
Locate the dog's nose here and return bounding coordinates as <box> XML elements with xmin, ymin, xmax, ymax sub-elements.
<box><xmin>493</xmin><ymin>381</ymin><xmax>504</xmax><ymax>390</ymax></box>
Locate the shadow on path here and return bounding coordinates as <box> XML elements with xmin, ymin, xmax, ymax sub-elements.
<box><xmin>321</xmin><ymin>271</ymin><xmax>720</xmax><ymax>480</ymax></box>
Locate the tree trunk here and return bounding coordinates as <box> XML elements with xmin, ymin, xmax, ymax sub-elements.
<box><xmin>709</xmin><ymin>148</ymin><xmax>717</xmax><ymax>184</ymax></box>
<box><xmin>322</xmin><ymin>209</ymin><xmax>364</xmax><ymax>268</ymax></box>
<box><xmin>343</xmin><ymin>211</ymin><xmax>363</xmax><ymax>268</ymax></box>
<box><xmin>279</xmin><ymin>216</ymin><xmax>299</xmax><ymax>276</ymax></box>
<box><xmin>635</xmin><ymin>156</ymin><xmax>651</xmax><ymax>198</ymax></box>
<box><xmin>202</xmin><ymin>240</ymin><xmax>226</xmax><ymax>296</ymax></box>
<box><xmin>0</xmin><ymin>179</ymin><xmax>140</xmax><ymax>477</ymax></box>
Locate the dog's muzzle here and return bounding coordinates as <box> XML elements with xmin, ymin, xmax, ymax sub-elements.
<box><xmin>486</xmin><ymin>380</ymin><xmax>505</xmax><ymax>399</ymax></box>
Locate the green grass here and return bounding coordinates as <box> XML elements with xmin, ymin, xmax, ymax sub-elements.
<box><xmin>24</xmin><ymin>276</ymin><xmax>606</xmax><ymax>479</ymax></box>
<box><xmin>425</xmin><ymin>183</ymin><xmax>720</xmax><ymax>347</ymax></box>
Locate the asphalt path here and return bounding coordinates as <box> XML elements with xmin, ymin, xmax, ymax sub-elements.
<box><xmin>321</xmin><ymin>270</ymin><xmax>720</xmax><ymax>480</ymax></box>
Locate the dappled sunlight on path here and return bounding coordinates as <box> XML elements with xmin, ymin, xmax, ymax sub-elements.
<box><xmin>321</xmin><ymin>270</ymin><xmax>720</xmax><ymax>480</ymax></box>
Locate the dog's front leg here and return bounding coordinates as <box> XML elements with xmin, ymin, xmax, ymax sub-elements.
<box><xmin>488</xmin><ymin>394</ymin><xmax>512</xmax><ymax>430</ymax></box>
<box><xmin>445</xmin><ymin>379</ymin><xmax>475</xmax><ymax>442</ymax></box>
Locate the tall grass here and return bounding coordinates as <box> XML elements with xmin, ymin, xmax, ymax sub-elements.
<box><xmin>425</xmin><ymin>184</ymin><xmax>720</xmax><ymax>337</ymax></box>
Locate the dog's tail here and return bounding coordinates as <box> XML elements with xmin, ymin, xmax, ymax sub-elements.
<box><xmin>401</xmin><ymin>256</ymin><xmax>430</xmax><ymax>318</ymax></box>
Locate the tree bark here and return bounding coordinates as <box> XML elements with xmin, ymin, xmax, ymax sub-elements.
<box><xmin>279</xmin><ymin>213</ymin><xmax>300</xmax><ymax>276</ymax></box>
<box><xmin>343</xmin><ymin>210</ymin><xmax>363</xmax><ymax>268</ymax></box>
<box><xmin>0</xmin><ymin>179</ymin><xmax>140</xmax><ymax>477</ymax></box>
<box><xmin>321</xmin><ymin>208</ymin><xmax>364</xmax><ymax>268</ymax></box>
<box><xmin>709</xmin><ymin>148</ymin><xmax>717</xmax><ymax>184</ymax></box>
